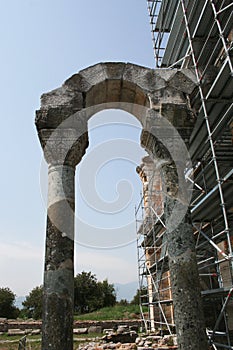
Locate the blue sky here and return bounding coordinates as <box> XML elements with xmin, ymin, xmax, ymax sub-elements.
<box><xmin>0</xmin><ymin>1</ymin><xmax>154</xmax><ymax>297</ymax></box>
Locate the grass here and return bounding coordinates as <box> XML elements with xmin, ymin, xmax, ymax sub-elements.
<box><xmin>74</xmin><ymin>304</ymin><xmax>142</xmax><ymax>321</ymax></box>
<box><xmin>0</xmin><ymin>334</ymin><xmax>41</xmax><ymax>350</ymax></box>
<box><xmin>0</xmin><ymin>334</ymin><xmax>100</xmax><ymax>350</ymax></box>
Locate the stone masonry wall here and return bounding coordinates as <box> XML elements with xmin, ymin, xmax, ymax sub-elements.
<box><xmin>0</xmin><ymin>319</ymin><xmax>142</xmax><ymax>333</ymax></box>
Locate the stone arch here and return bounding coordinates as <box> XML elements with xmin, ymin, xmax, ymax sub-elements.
<box><xmin>36</xmin><ymin>62</ymin><xmax>197</xmax><ymax>128</ymax></box>
<box><xmin>35</xmin><ymin>62</ymin><xmax>208</xmax><ymax>350</ymax></box>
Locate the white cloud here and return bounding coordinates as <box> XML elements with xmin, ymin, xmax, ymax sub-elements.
<box><xmin>74</xmin><ymin>249</ymin><xmax>138</xmax><ymax>284</ymax></box>
<box><xmin>0</xmin><ymin>241</ymin><xmax>138</xmax><ymax>296</ymax></box>
<box><xmin>0</xmin><ymin>242</ymin><xmax>44</xmax><ymax>296</ymax></box>
<box><xmin>0</xmin><ymin>241</ymin><xmax>43</xmax><ymax>261</ymax></box>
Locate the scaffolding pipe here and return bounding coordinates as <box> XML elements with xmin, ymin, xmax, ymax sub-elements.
<box><xmin>217</xmin><ymin>3</ymin><xmax>233</xmax><ymax>15</ymax></box>
<box><xmin>193</xmin><ymin>223</ymin><xmax>229</xmax><ymax>260</ymax></box>
<box><xmin>180</xmin><ymin>0</ymin><xmax>233</xmax><ymax>272</ymax></box>
<box><xmin>210</xmin><ymin>288</ymin><xmax>233</xmax><ymax>341</ymax></box>
<box><xmin>209</xmin><ymin>0</ymin><xmax>233</xmax><ymax>74</ymax></box>
<box><xmin>148</xmin><ymin>266</ymin><xmax>172</xmax><ymax>335</ymax></box>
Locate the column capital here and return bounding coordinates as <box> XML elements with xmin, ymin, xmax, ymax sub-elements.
<box><xmin>38</xmin><ymin>128</ymin><xmax>88</xmax><ymax>167</ymax></box>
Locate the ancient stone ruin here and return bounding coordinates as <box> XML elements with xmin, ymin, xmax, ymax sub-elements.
<box><xmin>35</xmin><ymin>62</ymin><xmax>208</xmax><ymax>350</ymax></box>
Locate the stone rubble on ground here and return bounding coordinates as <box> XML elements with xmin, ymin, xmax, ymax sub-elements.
<box><xmin>0</xmin><ymin>321</ymin><xmax>178</xmax><ymax>349</ymax></box>
<box><xmin>77</xmin><ymin>325</ymin><xmax>178</xmax><ymax>350</ymax></box>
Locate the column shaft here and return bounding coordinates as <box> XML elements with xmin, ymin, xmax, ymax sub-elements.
<box><xmin>42</xmin><ymin>165</ymin><xmax>75</xmax><ymax>350</ymax></box>
<box><xmin>165</xmin><ymin>197</ymin><xmax>208</xmax><ymax>350</ymax></box>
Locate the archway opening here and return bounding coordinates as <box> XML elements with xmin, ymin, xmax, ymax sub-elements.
<box><xmin>74</xmin><ymin>109</ymin><xmax>147</xmax><ymax>297</ymax></box>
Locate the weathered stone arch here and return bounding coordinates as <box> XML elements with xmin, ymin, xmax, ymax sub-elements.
<box><xmin>35</xmin><ymin>62</ymin><xmax>207</xmax><ymax>350</ymax></box>
<box><xmin>36</xmin><ymin>62</ymin><xmax>196</xmax><ymax>127</ymax></box>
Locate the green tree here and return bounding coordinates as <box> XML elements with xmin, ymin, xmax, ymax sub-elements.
<box><xmin>74</xmin><ymin>271</ymin><xmax>101</xmax><ymax>314</ymax></box>
<box><xmin>117</xmin><ymin>298</ymin><xmax>129</xmax><ymax>306</ymax></box>
<box><xmin>98</xmin><ymin>279</ymin><xmax>116</xmax><ymax>307</ymax></box>
<box><xmin>22</xmin><ymin>286</ymin><xmax>43</xmax><ymax>319</ymax></box>
<box><xmin>0</xmin><ymin>287</ymin><xmax>19</xmax><ymax>318</ymax></box>
<box><xmin>74</xmin><ymin>272</ymin><xmax>116</xmax><ymax>314</ymax></box>
<box><xmin>130</xmin><ymin>289</ymin><xmax>140</xmax><ymax>305</ymax></box>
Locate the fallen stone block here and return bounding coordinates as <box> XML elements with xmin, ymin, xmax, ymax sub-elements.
<box><xmin>88</xmin><ymin>326</ymin><xmax>102</xmax><ymax>334</ymax></box>
<box><xmin>117</xmin><ymin>325</ymin><xmax>128</xmax><ymax>334</ymax></box>
<box><xmin>103</xmin><ymin>331</ymin><xmax>138</xmax><ymax>344</ymax></box>
<box><xmin>103</xmin><ymin>328</ymin><xmax>114</xmax><ymax>334</ymax></box>
<box><xmin>163</xmin><ymin>334</ymin><xmax>177</xmax><ymax>346</ymax></box>
<box><xmin>8</xmin><ymin>329</ymin><xmax>25</xmax><ymax>336</ymax></box>
<box><xmin>74</xmin><ymin>328</ymin><xmax>88</xmax><ymax>334</ymax></box>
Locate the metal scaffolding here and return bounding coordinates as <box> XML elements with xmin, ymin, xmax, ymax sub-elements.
<box><xmin>136</xmin><ymin>159</ymin><xmax>174</xmax><ymax>334</ymax></box>
<box><xmin>137</xmin><ymin>1</ymin><xmax>233</xmax><ymax>348</ymax></box>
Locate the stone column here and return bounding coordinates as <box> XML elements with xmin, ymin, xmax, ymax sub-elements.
<box><xmin>141</xmin><ymin>108</ymin><xmax>208</xmax><ymax>349</ymax></box>
<box><xmin>43</xmin><ymin>164</ymin><xmax>75</xmax><ymax>350</ymax></box>
<box><xmin>161</xmin><ymin>162</ymin><xmax>208</xmax><ymax>350</ymax></box>
<box><xmin>39</xmin><ymin>129</ymin><xmax>88</xmax><ymax>350</ymax></box>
